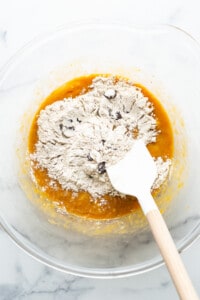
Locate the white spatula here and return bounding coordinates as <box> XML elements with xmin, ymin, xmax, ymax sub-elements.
<box><xmin>107</xmin><ymin>140</ymin><xmax>199</xmax><ymax>300</ymax></box>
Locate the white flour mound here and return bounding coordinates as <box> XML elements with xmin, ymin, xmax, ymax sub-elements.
<box><xmin>30</xmin><ymin>76</ymin><xmax>171</xmax><ymax>198</ymax></box>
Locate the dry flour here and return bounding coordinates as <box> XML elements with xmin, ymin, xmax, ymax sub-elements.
<box><xmin>30</xmin><ymin>76</ymin><xmax>171</xmax><ymax>198</ymax></box>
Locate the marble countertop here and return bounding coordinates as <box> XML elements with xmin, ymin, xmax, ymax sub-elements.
<box><xmin>0</xmin><ymin>0</ymin><xmax>200</xmax><ymax>299</ymax></box>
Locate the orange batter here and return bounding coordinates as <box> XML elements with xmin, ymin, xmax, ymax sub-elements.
<box><xmin>28</xmin><ymin>75</ymin><xmax>174</xmax><ymax>219</ymax></box>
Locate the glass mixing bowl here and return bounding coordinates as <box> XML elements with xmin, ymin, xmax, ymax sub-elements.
<box><xmin>0</xmin><ymin>21</ymin><xmax>200</xmax><ymax>278</ymax></box>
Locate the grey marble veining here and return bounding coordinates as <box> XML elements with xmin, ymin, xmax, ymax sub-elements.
<box><xmin>0</xmin><ymin>229</ymin><xmax>174</xmax><ymax>300</ymax></box>
<box><xmin>0</xmin><ymin>0</ymin><xmax>200</xmax><ymax>299</ymax></box>
<box><xmin>0</xmin><ymin>30</ymin><xmax>7</xmax><ymax>44</ymax></box>
<box><xmin>0</xmin><ymin>227</ymin><xmax>199</xmax><ymax>299</ymax></box>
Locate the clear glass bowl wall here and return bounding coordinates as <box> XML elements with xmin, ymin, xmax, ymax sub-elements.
<box><xmin>0</xmin><ymin>22</ymin><xmax>200</xmax><ymax>277</ymax></box>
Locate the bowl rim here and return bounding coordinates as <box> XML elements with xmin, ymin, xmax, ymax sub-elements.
<box><xmin>0</xmin><ymin>20</ymin><xmax>200</xmax><ymax>278</ymax></box>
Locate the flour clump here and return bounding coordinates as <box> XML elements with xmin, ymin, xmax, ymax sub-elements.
<box><xmin>30</xmin><ymin>76</ymin><xmax>171</xmax><ymax>198</ymax></box>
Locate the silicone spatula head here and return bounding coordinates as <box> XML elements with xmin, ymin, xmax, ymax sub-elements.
<box><xmin>107</xmin><ymin>139</ymin><xmax>157</xmax><ymax>199</ymax></box>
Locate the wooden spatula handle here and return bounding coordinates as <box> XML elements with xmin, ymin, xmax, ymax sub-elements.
<box><xmin>146</xmin><ymin>209</ymin><xmax>199</xmax><ymax>300</ymax></box>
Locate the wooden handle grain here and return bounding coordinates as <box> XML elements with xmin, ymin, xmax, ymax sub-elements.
<box><xmin>146</xmin><ymin>210</ymin><xmax>199</xmax><ymax>300</ymax></box>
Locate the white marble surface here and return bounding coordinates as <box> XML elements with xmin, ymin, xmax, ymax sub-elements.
<box><xmin>0</xmin><ymin>0</ymin><xmax>200</xmax><ymax>299</ymax></box>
